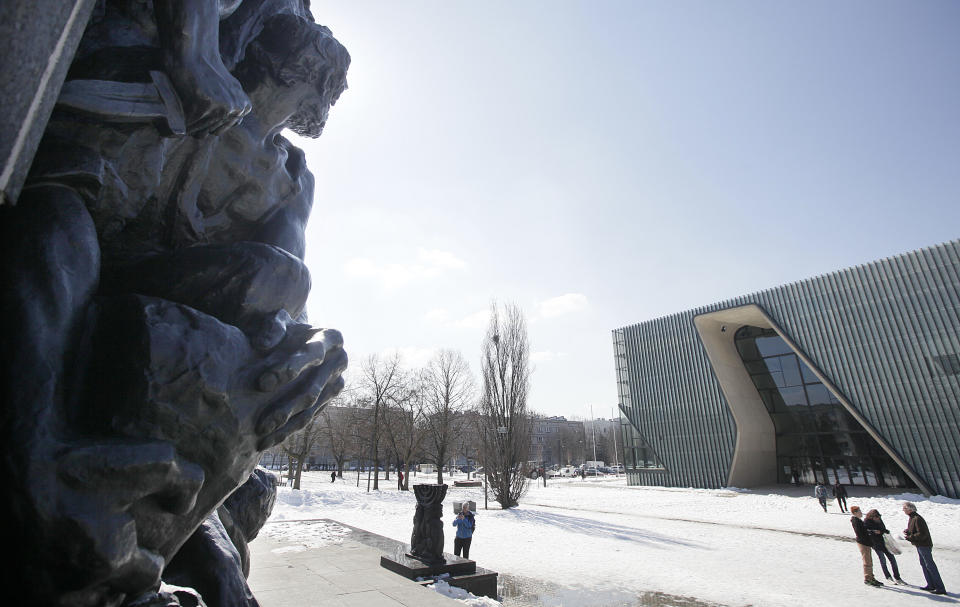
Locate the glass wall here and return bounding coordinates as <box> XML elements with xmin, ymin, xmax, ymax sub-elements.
<box><xmin>619</xmin><ymin>415</ymin><xmax>664</xmax><ymax>470</ymax></box>
<box><xmin>735</xmin><ymin>326</ymin><xmax>914</xmax><ymax>488</ymax></box>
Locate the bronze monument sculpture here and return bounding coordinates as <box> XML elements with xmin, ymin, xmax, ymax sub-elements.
<box><xmin>0</xmin><ymin>1</ymin><xmax>349</xmax><ymax>605</ymax></box>
<box><xmin>408</xmin><ymin>484</ymin><xmax>449</xmax><ymax>566</ymax></box>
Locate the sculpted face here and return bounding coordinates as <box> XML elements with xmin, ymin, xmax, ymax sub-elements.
<box><xmin>231</xmin><ymin>14</ymin><xmax>350</xmax><ymax>139</ymax></box>
<box><xmin>287</xmin><ymin>81</ymin><xmax>336</xmax><ymax>137</ymax></box>
<box><xmin>285</xmin><ymin>45</ymin><xmax>348</xmax><ymax>138</ymax></box>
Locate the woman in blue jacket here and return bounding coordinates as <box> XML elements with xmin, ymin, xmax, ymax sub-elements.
<box><xmin>452</xmin><ymin>502</ymin><xmax>476</xmax><ymax>559</ymax></box>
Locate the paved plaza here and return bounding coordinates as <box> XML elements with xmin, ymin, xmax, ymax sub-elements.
<box><xmin>248</xmin><ymin>521</ymin><xmax>461</xmax><ymax>607</ymax></box>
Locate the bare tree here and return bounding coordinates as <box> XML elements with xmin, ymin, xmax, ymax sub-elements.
<box><xmin>479</xmin><ymin>302</ymin><xmax>531</xmax><ymax>508</ymax></box>
<box><xmin>347</xmin><ymin>402</ymin><xmax>372</xmax><ymax>486</ymax></box>
<box><xmin>382</xmin><ymin>370</ymin><xmax>428</xmax><ymax>490</ymax></box>
<box><xmin>456</xmin><ymin>409</ymin><xmax>483</xmax><ymax>479</ymax></box>
<box><xmin>556</xmin><ymin>424</ymin><xmax>583</xmax><ymax>466</ymax></box>
<box><xmin>281</xmin><ymin>415</ymin><xmax>325</xmax><ymax>490</ymax></box>
<box><xmin>320</xmin><ymin>396</ymin><xmax>355</xmax><ymax>478</ymax></box>
<box><xmin>259</xmin><ymin>444</ymin><xmax>285</xmax><ymax>471</ymax></box>
<box><xmin>423</xmin><ymin>349</ymin><xmax>475</xmax><ymax>485</ymax></box>
<box><xmin>358</xmin><ymin>353</ymin><xmax>405</xmax><ymax>490</ymax></box>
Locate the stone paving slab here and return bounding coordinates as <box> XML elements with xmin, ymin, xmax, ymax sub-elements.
<box><xmin>248</xmin><ymin>521</ymin><xmax>461</xmax><ymax>607</ymax></box>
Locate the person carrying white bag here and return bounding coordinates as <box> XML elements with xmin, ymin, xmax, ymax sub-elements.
<box><xmin>864</xmin><ymin>509</ymin><xmax>906</xmax><ymax>584</ymax></box>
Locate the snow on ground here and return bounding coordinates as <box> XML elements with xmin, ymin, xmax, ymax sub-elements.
<box><xmin>263</xmin><ymin>471</ymin><xmax>960</xmax><ymax>606</ymax></box>
<box><xmin>431</xmin><ymin>579</ymin><xmax>503</xmax><ymax>607</ymax></box>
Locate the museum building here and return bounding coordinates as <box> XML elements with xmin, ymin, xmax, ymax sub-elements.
<box><xmin>612</xmin><ymin>240</ymin><xmax>960</xmax><ymax>498</ymax></box>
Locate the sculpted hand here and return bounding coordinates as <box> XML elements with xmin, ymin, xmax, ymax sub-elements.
<box><xmin>88</xmin><ymin>296</ymin><xmax>348</xmax><ymax>563</ymax></box>
<box><xmin>247</xmin><ymin>326</ymin><xmax>348</xmax><ymax>450</ymax></box>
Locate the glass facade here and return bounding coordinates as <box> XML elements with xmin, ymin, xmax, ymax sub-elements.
<box><xmin>619</xmin><ymin>414</ymin><xmax>664</xmax><ymax>470</ymax></box>
<box><xmin>734</xmin><ymin>326</ymin><xmax>915</xmax><ymax>489</ymax></box>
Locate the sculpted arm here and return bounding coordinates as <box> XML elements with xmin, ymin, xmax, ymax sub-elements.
<box><xmin>153</xmin><ymin>0</ymin><xmax>252</xmax><ymax>135</ymax></box>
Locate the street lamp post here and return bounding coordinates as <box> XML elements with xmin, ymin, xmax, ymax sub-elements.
<box><xmin>590</xmin><ymin>404</ymin><xmax>598</xmax><ymax>468</ymax></box>
<box><xmin>578</xmin><ymin>439</ymin><xmax>584</xmax><ymax>477</ymax></box>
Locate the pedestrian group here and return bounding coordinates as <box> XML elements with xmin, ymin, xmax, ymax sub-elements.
<box><xmin>813</xmin><ymin>482</ymin><xmax>947</xmax><ymax>594</ymax></box>
<box><xmin>848</xmin><ymin>500</ymin><xmax>947</xmax><ymax>595</ymax></box>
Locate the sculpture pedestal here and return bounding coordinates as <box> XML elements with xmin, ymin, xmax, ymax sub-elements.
<box><xmin>380</xmin><ymin>552</ymin><xmax>474</xmax><ymax>578</ymax></box>
<box><xmin>379</xmin><ymin>553</ymin><xmax>498</xmax><ymax>600</ymax></box>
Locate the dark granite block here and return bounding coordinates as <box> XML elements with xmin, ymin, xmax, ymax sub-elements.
<box><xmin>380</xmin><ymin>552</ymin><xmax>476</xmax><ymax>580</ymax></box>
<box><xmin>443</xmin><ymin>567</ymin><xmax>498</xmax><ymax>600</ymax></box>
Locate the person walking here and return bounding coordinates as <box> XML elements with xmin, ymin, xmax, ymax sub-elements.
<box><xmin>833</xmin><ymin>481</ymin><xmax>848</xmax><ymax>513</ymax></box>
<box><xmin>452</xmin><ymin>502</ymin><xmax>476</xmax><ymax>559</ymax></box>
<box><xmin>903</xmin><ymin>501</ymin><xmax>947</xmax><ymax>595</ymax></box>
<box><xmin>398</xmin><ymin>469</ymin><xmax>404</xmax><ymax>490</ymax></box>
<box><xmin>815</xmin><ymin>482</ymin><xmax>828</xmax><ymax>512</ymax></box>
<box><xmin>330</xmin><ymin>470</ymin><xmax>336</xmax><ymax>483</ymax></box>
<box><xmin>864</xmin><ymin>509</ymin><xmax>904</xmax><ymax>584</ymax></box>
<box><xmin>851</xmin><ymin>506</ymin><xmax>883</xmax><ymax>587</ymax></box>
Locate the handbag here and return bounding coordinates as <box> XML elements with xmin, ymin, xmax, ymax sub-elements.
<box><xmin>883</xmin><ymin>533</ymin><xmax>902</xmax><ymax>555</ymax></box>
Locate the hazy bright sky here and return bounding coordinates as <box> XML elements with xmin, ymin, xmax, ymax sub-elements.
<box><xmin>292</xmin><ymin>1</ymin><xmax>960</xmax><ymax>419</ymax></box>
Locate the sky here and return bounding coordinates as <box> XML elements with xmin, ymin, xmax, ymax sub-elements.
<box><xmin>291</xmin><ymin>1</ymin><xmax>960</xmax><ymax>419</ymax></box>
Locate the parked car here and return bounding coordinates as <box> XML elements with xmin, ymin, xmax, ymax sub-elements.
<box><xmin>581</xmin><ymin>466</ymin><xmax>598</xmax><ymax>477</ymax></box>
<box><xmin>547</xmin><ymin>469</ymin><xmax>563</xmax><ymax>478</ymax></box>
<box><xmin>459</xmin><ymin>465</ymin><xmax>476</xmax><ymax>473</ymax></box>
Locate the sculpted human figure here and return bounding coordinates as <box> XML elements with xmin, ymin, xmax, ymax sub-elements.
<box><xmin>73</xmin><ymin>0</ymin><xmax>252</xmax><ymax>135</ymax></box>
<box><xmin>97</xmin><ymin>11</ymin><xmax>350</xmax><ymax>347</ymax></box>
<box><xmin>0</xmin><ymin>3</ymin><xmax>349</xmax><ymax>606</ymax></box>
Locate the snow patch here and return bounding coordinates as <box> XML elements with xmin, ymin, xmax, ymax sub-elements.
<box><xmin>264</xmin><ymin>519</ymin><xmax>351</xmax><ymax>549</ymax></box>
<box><xmin>430</xmin><ymin>579</ymin><xmax>502</xmax><ymax>607</ymax></box>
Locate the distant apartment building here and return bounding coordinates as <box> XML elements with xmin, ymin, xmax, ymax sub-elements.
<box><xmin>527</xmin><ymin>416</ymin><xmax>586</xmax><ymax>466</ymax></box>
<box><xmin>613</xmin><ymin>240</ymin><xmax>960</xmax><ymax>498</ymax></box>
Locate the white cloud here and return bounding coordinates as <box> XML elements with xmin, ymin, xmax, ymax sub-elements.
<box><xmin>454</xmin><ymin>309</ymin><xmax>489</xmax><ymax>329</ymax></box>
<box><xmin>342</xmin><ymin>248</ymin><xmax>467</xmax><ymax>289</ymax></box>
<box><xmin>379</xmin><ymin>346</ymin><xmax>438</xmax><ymax>368</ymax></box>
<box><xmin>423</xmin><ymin>308</ymin><xmax>449</xmax><ymax>323</ymax></box>
<box><xmin>536</xmin><ymin>293</ymin><xmax>589</xmax><ymax>319</ymax></box>
<box><xmin>417</xmin><ymin>248</ymin><xmax>466</xmax><ymax>269</ymax></box>
<box><xmin>342</xmin><ymin>257</ymin><xmax>379</xmax><ymax>278</ymax></box>
<box><xmin>531</xmin><ymin>350</ymin><xmax>567</xmax><ymax>363</ymax></box>
<box><xmin>422</xmin><ymin>307</ymin><xmax>488</xmax><ymax>330</ymax></box>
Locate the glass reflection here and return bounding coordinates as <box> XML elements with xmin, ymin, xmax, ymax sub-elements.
<box><xmin>734</xmin><ymin>326</ymin><xmax>914</xmax><ymax>489</ymax></box>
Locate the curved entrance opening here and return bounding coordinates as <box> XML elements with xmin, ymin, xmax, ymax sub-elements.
<box><xmin>734</xmin><ymin>325</ymin><xmax>915</xmax><ymax>489</ymax></box>
<box><xmin>693</xmin><ymin>304</ymin><xmax>926</xmax><ymax>492</ymax></box>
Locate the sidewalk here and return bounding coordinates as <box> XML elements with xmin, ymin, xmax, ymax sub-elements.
<box><xmin>248</xmin><ymin>519</ymin><xmax>461</xmax><ymax>607</ymax></box>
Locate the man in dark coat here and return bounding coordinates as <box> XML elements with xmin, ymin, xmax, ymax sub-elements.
<box><xmin>833</xmin><ymin>481</ymin><xmax>848</xmax><ymax>513</ymax></box>
<box><xmin>903</xmin><ymin>501</ymin><xmax>947</xmax><ymax>595</ymax></box>
<box><xmin>851</xmin><ymin>506</ymin><xmax>883</xmax><ymax>587</ymax></box>
<box><xmin>864</xmin><ymin>509</ymin><xmax>903</xmax><ymax>584</ymax></box>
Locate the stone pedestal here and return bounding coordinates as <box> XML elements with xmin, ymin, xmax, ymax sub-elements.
<box><xmin>0</xmin><ymin>0</ymin><xmax>97</xmax><ymax>205</ymax></box>
<box><xmin>380</xmin><ymin>552</ymin><xmax>474</xmax><ymax>579</ymax></box>
<box><xmin>379</xmin><ymin>553</ymin><xmax>499</xmax><ymax>600</ymax></box>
